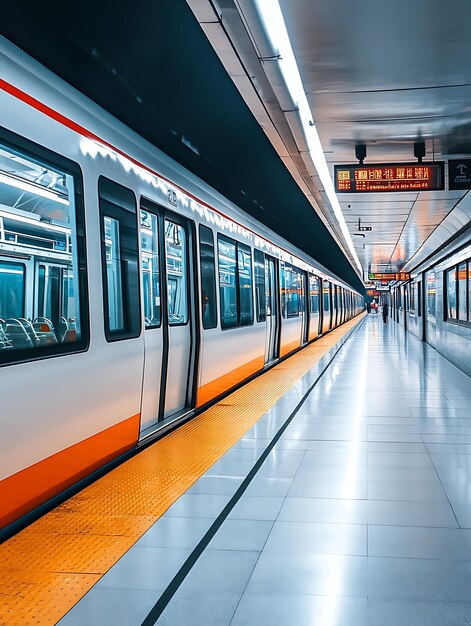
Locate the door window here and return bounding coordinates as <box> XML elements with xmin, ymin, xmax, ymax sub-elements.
<box><xmin>254</xmin><ymin>249</ymin><xmax>266</xmax><ymax>323</ymax></box>
<box><xmin>447</xmin><ymin>267</ymin><xmax>457</xmax><ymax>320</ymax></box>
<box><xmin>165</xmin><ymin>220</ymin><xmax>188</xmax><ymax>325</ymax></box>
<box><xmin>309</xmin><ymin>274</ymin><xmax>320</xmax><ymax>313</ymax></box>
<box><xmin>238</xmin><ymin>243</ymin><xmax>253</xmax><ymax>326</ymax></box>
<box><xmin>141</xmin><ymin>210</ymin><xmax>161</xmax><ymax>328</ymax></box>
<box><xmin>458</xmin><ymin>262</ymin><xmax>467</xmax><ymax>321</ymax></box>
<box><xmin>199</xmin><ymin>225</ymin><xmax>217</xmax><ymax>329</ymax></box>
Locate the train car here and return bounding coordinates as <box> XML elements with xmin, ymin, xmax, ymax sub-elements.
<box><xmin>390</xmin><ymin>230</ymin><xmax>471</xmax><ymax>377</ymax></box>
<box><xmin>0</xmin><ymin>37</ymin><xmax>363</xmax><ymax>534</ymax></box>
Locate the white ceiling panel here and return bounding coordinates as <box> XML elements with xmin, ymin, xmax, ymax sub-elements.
<box><xmin>189</xmin><ymin>0</ymin><xmax>471</xmax><ymax>279</ymax></box>
<box><xmin>276</xmin><ymin>0</ymin><xmax>471</xmax><ymax>274</ymax></box>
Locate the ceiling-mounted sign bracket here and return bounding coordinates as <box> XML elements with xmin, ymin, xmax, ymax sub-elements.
<box><xmin>355</xmin><ymin>144</ymin><xmax>367</xmax><ymax>165</ymax></box>
<box><xmin>414</xmin><ymin>141</ymin><xmax>426</xmax><ymax>164</ymax></box>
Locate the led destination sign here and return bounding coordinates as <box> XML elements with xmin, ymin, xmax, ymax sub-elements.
<box><xmin>369</xmin><ymin>272</ymin><xmax>410</xmax><ymax>281</ymax></box>
<box><xmin>335</xmin><ymin>162</ymin><xmax>444</xmax><ymax>193</ymax></box>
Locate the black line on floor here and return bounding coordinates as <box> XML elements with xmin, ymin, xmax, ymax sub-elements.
<box><xmin>141</xmin><ymin>319</ymin><xmax>365</xmax><ymax>625</ymax></box>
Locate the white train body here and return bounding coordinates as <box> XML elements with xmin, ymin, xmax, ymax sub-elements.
<box><xmin>0</xmin><ymin>37</ymin><xmax>362</xmax><ymax>533</ymax></box>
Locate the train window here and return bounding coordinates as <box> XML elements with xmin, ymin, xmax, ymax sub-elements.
<box><xmin>0</xmin><ymin>136</ymin><xmax>88</xmax><ymax>362</ymax></box>
<box><xmin>165</xmin><ymin>221</ymin><xmax>188</xmax><ymax>325</ymax></box>
<box><xmin>199</xmin><ymin>225</ymin><xmax>217</xmax><ymax>329</ymax></box>
<box><xmin>309</xmin><ymin>275</ymin><xmax>320</xmax><ymax>313</ymax></box>
<box><xmin>218</xmin><ymin>236</ymin><xmax>238</xmax><ymax>329</ymax></box>
<box><xmin>285</xmin><ymin>264</ymin><xmax>300</xmax><ymax>318</ymax></box>
<box><xmin>299</xmin><ymin>273</ymin><xmax>306</xmax><ymax>314</ymax></box>
<box><xmin>217</xmin><ymin>235</ymin><xmax>254</xmax><ymax>329</ymax></box>
<box><xmin>103</xmin><ymin>217</ymin><xmax>124</xmax><ymax>331</ymax></box>
<box><xmin>238</xmin><ymin>243</ymin><xmax>253</xmax><ymax>326</ymax></box>
<box><xmin>0</xmin><ymin>261</ymin><xmax>25</xmax><ymax>319</ymax></box>
<box><xmin>254</xmin><ymin>249</ymin><xmax>266</xmax><ymax>323</ymax></box>
<box><xmin>410</xmin><ymin>282</ymin><xmax>416</xmax><ymax>313</ymax></box>
<box><xmin>446</xmin><ymin>267</ymin><xmax>457</xmax><ymax>320</ymax></box>
<box><xmin>99</xmin><ymin>177</ymin><xmax>140</xmax><ymax>341</ymax></box>
<box><xmin>323</xmin><ymin>282</ymin><xmax>330</xmax><ymax>311</ymax></box>
<box><xmin>140</xmin><ymin>210</ymin><xmax>161</xmax><ymax>328</ymax></box>
<box><xmin>458</xmin><ymin>262</ymin><xmax>467</xmax><ymax>321</ymax></box>
<box><xmin>280</xmin><ymin>262</ymin><xmax>286</xmax><ymax>319</ymax></box>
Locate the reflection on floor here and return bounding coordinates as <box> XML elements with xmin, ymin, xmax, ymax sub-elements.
<box><xmin>61</xmin><ymin>315</ymin><xmax>471</xmax><ymax>626</ymax></box>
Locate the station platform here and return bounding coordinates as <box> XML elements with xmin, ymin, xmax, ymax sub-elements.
<box><xmin>3</xmin><ymin>312</ymin><xmax>471</xmax><ymax>625</ymax></box>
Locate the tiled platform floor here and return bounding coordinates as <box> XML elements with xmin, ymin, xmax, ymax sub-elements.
<box><xmin>60</xmin><ymin>315</ymin><xmax>471</xmax><ymax>626</ymax></box>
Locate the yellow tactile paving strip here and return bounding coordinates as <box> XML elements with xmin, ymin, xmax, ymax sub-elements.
<box><xmin>0</xmin><ymin>314</ymin><xmax>364</xmax><ymax>625</ymax></box>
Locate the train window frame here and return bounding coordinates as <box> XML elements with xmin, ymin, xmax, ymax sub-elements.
<box><xmin>0</xmin><ymin>126</ymin><xmax>89</xmax><ymax>366</ymax></box>
<box><xmin>444</xmin><ymin>258</ymin><xmax>471</xmax><ymax>327</ymax></box>
<box><xmin>237</xmin><ymin>241</ymin><xmax>254</xmax><ymax>327</ymax></box>
<box><xmin>140</xmin><ymin>209</ymin><xmax>161</xmax><ymax>330</ymax></box>
<box><xmin>217</xmin><ymin>234</ymin><xmax>255</xmax><ymax>330</ymax></box>
<box><xmin>323</xmin><ymin>280</ymin><xmax>331</xmax><ymax>312</ymax></box>
<box><xmin>280</xmin><ymin>261</ymin><xmax>286</xmax><ymax>319</ymax></box>
<box><xmin>309</xmin><ymin>274</ymin><xmax>320</xmax><ymax>315</ymax></box>
<box><xmin>426</xmin><ymin>271</ymin><xmax>436</xmax><ymax>320</ymax></box>
<box><xmin>445</xmin><ymin>265</ymin><xmax>458</xmax><ymax>322</ymax></box>
<box><xmin>98</xmin><ymin>176</ymin><xmax>141</xmax><ymax>342</ymax></box>
<box><xmin>254</xmin><ymin>249</ymin><xmax>266</xmax><ymax>323</ymax></box>
<box><xmin>285</xmin><ymin>263</ymin><xmax>300</xmax><ymax>319</ymax></box>
<box><xmin>199</xmin><ymin>224</ymin><xmax>218</xmax><ymax>330</ymax></box>
<box><xmin>217</xmin><ymin>234</ymin><xmax>239</xmax><ymax>330</ymax></box>
<box><xmin>458</xmin><ymin>262</ymin><xmax>467</xmax><ymax>322</ymax></box>
<box><xmin>164</xmin><ymin>219</ymin><xmax>190</xmax><ymax>327</ymax></box>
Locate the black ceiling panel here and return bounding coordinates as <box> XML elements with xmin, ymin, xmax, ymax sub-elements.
<box><xmin>1</xmin><ymin>0</ymin><xmax>363</xmax><ymax>292</ymax></box>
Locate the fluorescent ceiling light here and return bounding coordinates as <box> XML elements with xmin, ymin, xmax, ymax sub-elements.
<box><xmin>0</xmin><ymin>209</ymin><xmax>70</xmax><ymax>234</ymax></box>
<box><xmin>0</xmin><ymin>171</ymin><xmax>69</xmax><ymax>205</ymax></box>
<box><xmin>253</xmin><ymin>0</ymin><xmax>362</xmax><ymax>275</ymax></box>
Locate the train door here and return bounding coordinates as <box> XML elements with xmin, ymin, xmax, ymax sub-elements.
<box><xmin>329</xmin><ymin>283</ymin><xmax>334</xmax><ymax>329</ymax></box>
<box><xmin>139</xmin><ymin>202</ymin><xmax>198</xmax><ymax>435</ymax></box>
<box><xmin>308</xmin><ymin>273</ymin><xmax>320</xmax><ymax>341</ymax></box>
<box><xmin>264</xmin><ymin>255</ymin><xmax>280</xmax><ymax>363</ymax></box>
<box><xmin>334</xmin><ymin>286</ymin><xmax>340</xmax><ymax>327</ymax></box>
<box><xmin>321</xmin><ymin>280</ymin><xmax>331</xmax><ymax>333</ymax></box>
<box><xmin>163</xmin><ymin>215</ymin><xmax>196</xmax><ymax>418</ymax></box>
<box><xmin>300</xmin><ymin>271</ymin><xmax>309</xmax><ymax>344</ymax></box>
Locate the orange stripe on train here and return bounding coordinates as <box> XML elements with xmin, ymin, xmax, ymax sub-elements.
<box><xmin>0</xmin><ymin>414</ymin><xmax>140</xmax><ymax>529</ymax></box>
<box><xmin>196</xmin><ymin>355</ymin><xmax>265</xmax><ymax>407</ymax></box>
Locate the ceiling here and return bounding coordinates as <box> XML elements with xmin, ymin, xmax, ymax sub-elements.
<box><xmin>0</xmin><ymin>0</ymin><xmax>364</xmax><ymax>292</ymax></box>
<box><xmin>279</xmin><ymin>0</ymin><xmax>471</xmax><ymax>275</ymax></box>
<box><xmin>3</xmin><ymin>1</ymin><xmax>469</xmax><ymax>291</ymax></box>
<box><xmin>187</xmin><ymin>0</ymin><xmax>471</xmax><ymax>283</ymax></box>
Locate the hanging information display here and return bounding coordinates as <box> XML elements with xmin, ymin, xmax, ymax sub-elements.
<box><xmin>334</xmin><ymin>162</ymin><xmax>444</xmax><ymax>193</ymax></box>
<box><xmin>369</xmin><ymin>272</ymin><xmax>410</xmax><ymax>281</ymax></box>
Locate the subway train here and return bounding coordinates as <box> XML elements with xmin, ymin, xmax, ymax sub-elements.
<box><xmin>390</xmin><ymin>232</ymin><xmax>471</xmax><ymax>377</ymax></box>
<box><xmin>0</xmin><ymin>37</ymin><xmax>363</xmax><ymax>534</ymax></box>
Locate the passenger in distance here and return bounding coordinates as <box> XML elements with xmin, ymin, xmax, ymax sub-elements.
<box><xmin>382</xmin><ymin>302</ymin><xmax>389</xmax><ymax>324</ymax></box>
